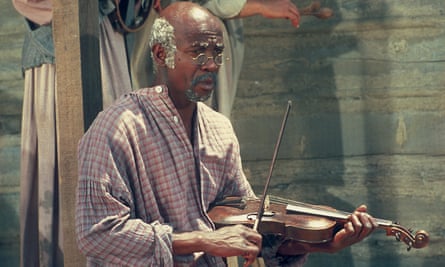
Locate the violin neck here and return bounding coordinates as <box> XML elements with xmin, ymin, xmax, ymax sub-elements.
<box><xmin>266</xmin><ymin>195</ymin><xmax>429</xmax><ymax>250</ymax></box>
<box><xmin>284</xmin><ymin>200</ymin><xmax>394</xmax><ymax>227</ymax></box>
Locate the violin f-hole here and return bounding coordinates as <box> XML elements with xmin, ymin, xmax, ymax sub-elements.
<box><xmin>247</xmin><ymin>211</ymin><xmax>276</xmax><ymax>221</ymax></box>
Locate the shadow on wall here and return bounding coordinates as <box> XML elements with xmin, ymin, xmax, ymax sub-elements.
<box><xmin>353</xmin><ymin>1</ymin><xmax>398</xmax><ymax>267</ymax></box>
<box><xmin>283</xmin><ymin>0</ymin><xmax>399</xmax><ymax>266</ymax></box>
<box><xmin>0</xmin><ymin>193</ymin><xmax>20</xmax><ymax>267</ymax></box>
<box><xmin>0</xmin><ymin>75</ymin><xmax>22</xmax><ymax>267</ymax></box>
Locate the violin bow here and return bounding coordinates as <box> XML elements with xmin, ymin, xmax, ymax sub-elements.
<box><xmin>253</xmin><ymin>100</ymin><xmax>292</xmax><ymax>231</ymax></box>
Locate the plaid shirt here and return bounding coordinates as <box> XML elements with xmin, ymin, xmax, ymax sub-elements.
<box><xmin>75</xmin><ymin>85</ymin><xmax>255</xmax><ymax>266</ymax></box>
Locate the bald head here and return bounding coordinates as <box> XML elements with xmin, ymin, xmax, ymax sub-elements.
<box><xmin>161</xmin><ymin>2</ymin><xmax>221</xmax><ymax>31</ymax></box>
<box><xmin>149</xmin><ymin>2</ymin><xmax>224</xmax><ymax>71</ymax></box>
<box><xmin>160</xmin><ymin>2</ymin><xmax>222</xmax><ymax>45</ymax></box>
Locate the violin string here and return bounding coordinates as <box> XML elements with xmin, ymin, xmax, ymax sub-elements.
<box><xmin>269</xmin><ymin>195</ymin><xmax>395</xmax><ymax>227</ymax></box>
<box><xmin>270</xmin><ymin>195</ymin><xmax>351</xmax><ymax>218</ymax></box>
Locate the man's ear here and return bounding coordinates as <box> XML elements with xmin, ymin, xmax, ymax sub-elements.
<box><xmin>152</xmin><ymin>44</ymin><xmax>166</xmax><ymax>66</ymax></box>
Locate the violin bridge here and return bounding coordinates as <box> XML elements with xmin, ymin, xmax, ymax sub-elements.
<box><xmin>264</xmin><ymin>195</ymin><xmax>270</xmax><ymax>210</ymax></box>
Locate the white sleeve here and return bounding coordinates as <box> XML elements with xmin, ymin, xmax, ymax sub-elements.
<box><xmin>203</xmin><ymin>0</ymin><xmax>247</xmax><ymax>18</ymax></box>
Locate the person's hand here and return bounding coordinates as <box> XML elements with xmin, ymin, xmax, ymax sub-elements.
<box><xmin>205</xmin><ymin>224</ymin><xmax>262</xmax><ymax>267</ymax></box>
<box><xmin>172</xmin><ymin>224</ymin><xmax>262</xmax><ymax>266</ymax></box>
<box><xmin>324</xmin><ymin>205</ymin><xmax>378</xmax><ymax>253</ymax></box>
<box><xmin>240</xmin><ymin>0</ymin><xmax>301</xmax><ymax>28</ymax></box>
<box><xmin>258</xmin><ymin>0</ymin><xmax>301</xmax><ymax>28</ymax></box>
<box><xmin>303</xmin><ymin>205</ymin><xmax>378</xmax><ymax>254</ymax></box>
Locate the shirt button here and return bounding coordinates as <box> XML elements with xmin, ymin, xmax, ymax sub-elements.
<box><xmin>155</xmin><ymin>86</ymin><xmax>163</xmax><ymax>93</ymax></box>
<box><xmin>173</xmin><ymin>116</ymin><xmax>179</xmax><ymax>123</ymax></box>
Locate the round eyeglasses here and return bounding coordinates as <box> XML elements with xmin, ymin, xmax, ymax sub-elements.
<box><xmin>191</xmin><ymin>53</ymin><xmax>227</xmax><ymax>66</ymax></box>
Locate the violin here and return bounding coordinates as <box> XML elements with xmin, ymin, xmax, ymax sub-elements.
<box><xmin>207</xmin><ymin>195</ymin><xmax>430</xmax><ymax>251</ymax></box>
<box><xmin>209</xmin><ymin>101</ymin><xmax>429</xmax><ymax>254</ymax></box>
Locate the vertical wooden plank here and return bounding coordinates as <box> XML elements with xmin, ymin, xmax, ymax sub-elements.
<box><xmin>53</xmin><ymin>0</ymin><xmax>101</xmax><ymax>265</ymax></box>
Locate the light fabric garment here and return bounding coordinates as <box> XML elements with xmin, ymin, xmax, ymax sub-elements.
<box><xmin>17</xmin><ymin>11</ymin><xmax>132</xmax><ymax>267</ymax></box>
<box><xmin>76</xmin><ymin>85</ymin><xmax>255</xmax><ymax>266</ymax></box>
<box><xmin>131</xmin><ymin>0</ymin><xmax>245</xmax><ymax>118</ymax></box>
<box><xmin>20</xmin><ymin>64</ymin><xmax>62</xmax><ymax>267</ymax></box>
<box><xmin>99</xmin><ymin>17</ymin><xmax>133</xmax><ymax>108</ymax></box>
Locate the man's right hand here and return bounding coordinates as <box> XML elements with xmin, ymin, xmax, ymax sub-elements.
<box><xmin>172</xmin><ymin>224</ymin><xmax>262</xmax><ymax>267</ymax></box>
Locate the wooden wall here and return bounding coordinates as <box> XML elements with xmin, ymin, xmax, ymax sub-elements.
<box><xmin>0</xmin><ymin>0</ymin><xmax>24</xmax><ymax>266</ymax></box>
<box><xmin>232</xmin><ymin>0</ymin><xmax>445</xmax><ymax>266</ymax></box>
<box><xmin>0</xmin><ymin>0</ymin><xmax>444</xmax><ymax>266</ymax></box>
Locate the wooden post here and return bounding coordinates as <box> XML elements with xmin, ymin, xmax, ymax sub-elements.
<box><xmin>53</xmin><ymin>0</ymin><xmax>102</xmax><ymax>265</ymax></box>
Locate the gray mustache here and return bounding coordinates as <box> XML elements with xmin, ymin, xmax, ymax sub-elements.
<box><xmin>192</xmin><ymin>73</ymin><xmax>217</xmax><ymax>86</ymax></box>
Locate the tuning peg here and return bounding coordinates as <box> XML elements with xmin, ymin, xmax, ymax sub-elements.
<box><xmin>394</xmin><ymin>231</ymin><xmax>401</xmax><ymax>241</ymax></box>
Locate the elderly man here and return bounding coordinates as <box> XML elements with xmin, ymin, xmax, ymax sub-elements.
<box><xmin>131</xmin><ymin>0</ymin><xmax>302</xmax><ymax>118</ymax></box>
<box><xmin>76</xmin><ymin>2</ymin><xmax>377</xmax><ymax>266</ymax></box>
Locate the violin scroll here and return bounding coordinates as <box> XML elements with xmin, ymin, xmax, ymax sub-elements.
<box><xmin>385</xmin><ymin>226</ymin><xmax>429</xmax><ymax>251</ymax></box>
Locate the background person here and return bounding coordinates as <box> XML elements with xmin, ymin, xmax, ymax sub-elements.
<box><xmin>12</xmin><ymin>0</ymin><xmax>133</xmax><ymax>266</ymax></box>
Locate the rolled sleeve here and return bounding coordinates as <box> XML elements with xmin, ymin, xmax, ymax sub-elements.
<box><xmin>203</xmin><ymin>0</ymin><xmax>247</xmax><ymax>18</ymax></box>
<box><xmin>12</xmin><ymin>0</ymin><xmax>52</xmax><ymax>25</ymax></box>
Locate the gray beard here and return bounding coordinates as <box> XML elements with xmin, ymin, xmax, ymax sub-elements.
<box><xmin>185</xmin><ymin>73</ymin><xmax>217</xmax><ymax>102</ymax></box>
<box><xmin>185</xmin><ymin>88</ymin><xmax>212</xmax><ymax>102</ymax></box>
